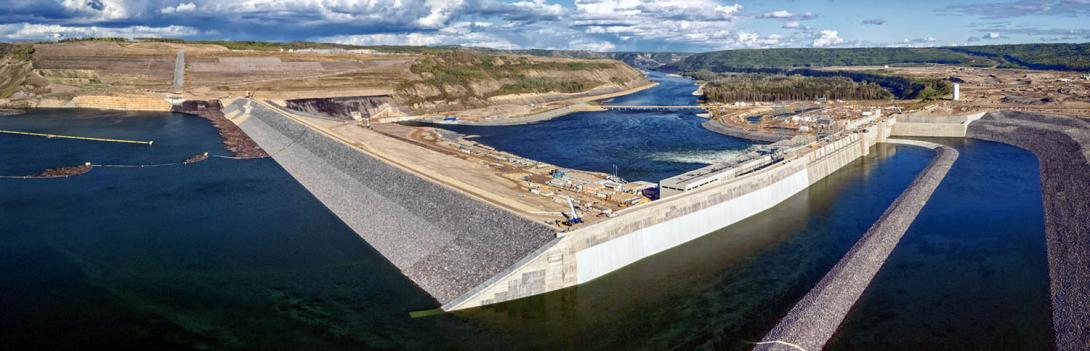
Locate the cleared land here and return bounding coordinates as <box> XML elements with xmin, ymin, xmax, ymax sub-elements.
<box><xmin>2</xmin><ymin>40</ymin><xmax>650</xmax><ymax>123</ymax></box>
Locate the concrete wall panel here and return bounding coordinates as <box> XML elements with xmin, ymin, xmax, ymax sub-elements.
<box><xmin>576</xmin><ymin>169</ymin><xmax>810</xmax><ymax>283</ymax></box>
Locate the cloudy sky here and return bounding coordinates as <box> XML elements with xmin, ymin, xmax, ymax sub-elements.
<box><xmin>1</xmin><ymin>0</ymin><xmax>1089</xmax><ymax>52</ymax></box>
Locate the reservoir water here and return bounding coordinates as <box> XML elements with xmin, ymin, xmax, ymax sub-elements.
<box><xmin>431</xmin><ymin>71</ymin><xmax>753</xmax><ymax>182</ymax></box>
<box><xmin>0</xmin><ymin>74</ymin><xmax>1050</xmax><ymax>350</ymax></box>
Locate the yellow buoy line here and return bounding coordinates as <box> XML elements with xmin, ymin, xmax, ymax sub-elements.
<box><xmin>0</xmin><ymin>129</ymin><xmax>154</xmax><ymax>145</ymax></box>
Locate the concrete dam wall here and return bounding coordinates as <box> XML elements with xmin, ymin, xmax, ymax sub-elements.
<box><xmin>223</xmin><ymin>99</ymin><xmax>555</xmax><ymax>304</ymax></box>
<box><xmin>755</xmin><ymin>141</ymin><xmax>958</xmax><ymax>351</ymax></box>
<box><xmin>889</xmin><ymin>112</ymin><xmax>985</xmax><ymax>138</ymax></box>
<box><xmin>444</xmin><ymin>123</ymin><xmax>892</xmax><ymax>310</ymax></box>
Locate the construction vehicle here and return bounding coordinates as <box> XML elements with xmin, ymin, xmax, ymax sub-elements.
<box><xmin>564</xmin><ymin>196</ymin><xmax>583</xmax><ymax>225</ymax></box>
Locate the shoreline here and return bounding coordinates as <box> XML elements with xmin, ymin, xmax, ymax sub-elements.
<box><xmin>443</xmin><ymin>80</ymin><xmax>659</xmax><ymax>126</ymax></box>
<box><xmin>0</xmin><ymin>108</ymin><xmax>26</xmax><ymax>116</ymax></box>
<box><xmin>173</xmin><ymin>100</ymin><xmax>268</xmax><ymax>158</ymax></box>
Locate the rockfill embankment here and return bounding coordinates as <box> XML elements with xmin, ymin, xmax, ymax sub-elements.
<box><xmin>968</xmin><ymin>111</ymin><xmax>1090</xmax><ymax>351</ymax></box>
<box><xmin>755</xmin><ymin>141</ymin><xmax>958</xmax><ymax>351</ymax></box>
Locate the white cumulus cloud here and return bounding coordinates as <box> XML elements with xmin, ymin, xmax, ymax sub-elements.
<box><xmin>812</xmin><ymin>30</ymin><xmax>844</xmax><ymax>47</ymax></box>
<box><xmin>0</xmin><ymin>22</ymin><xmax>198</xmax><ymax>40</ymax></box>
<box><xmin>160</xmin><ymin>2</ymin><xmax>196</xmax><ymax>14</ymax></box>
<box><xmin>761</xmin><ymin>10</ymin><xmax>794</xmax><ymax>18</ymax></box>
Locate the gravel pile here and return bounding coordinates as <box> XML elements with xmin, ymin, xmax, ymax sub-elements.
<box><xmin>968</xmin><ymin>111</ymin><xmax>1090</xmax><ymax>351</ymax></box>
<box><xmin>755</xmin><ymin>143</ymin><xmax>958</xmax><ymax>351</ymax></box>
<box><xmin>231</xmin><ymin>100</ymin><xmax>555</xmax><ymax>304</ymax></box>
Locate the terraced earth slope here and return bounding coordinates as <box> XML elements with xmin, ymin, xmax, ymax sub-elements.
<box><xmin>2</xmin><ymin>40</ymin><xmax>648</xmax><ymax>116</ymax></box>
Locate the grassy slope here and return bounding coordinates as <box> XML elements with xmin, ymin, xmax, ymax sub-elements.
<box><xmin>0</xmin><ymin>43</ymin><xmax>36</xmax><ymax>98</ymax></box>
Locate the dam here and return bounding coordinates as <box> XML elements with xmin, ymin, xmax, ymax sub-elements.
<box><xmin>0</xmin><ymin>105</ymin><xmax>1060</xmax><ymax>350</ymax></box>
<box><xmin>222</xmin><ymin>93</ymin><xmax>929</xmax><ymax>311</ymax></box>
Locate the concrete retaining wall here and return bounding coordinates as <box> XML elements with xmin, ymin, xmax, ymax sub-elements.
<box><xmin>755</xmin><ymin>141</ymin><xmax>957</xmax><ymax>351</ymax></box>
<box><xmin>224</xmin><ymin>99</ymin><xmax>555</xmax><ymax>304</ymax></box>
<box><xmin>890</xmin><ymin>112</ymin><xmax>985</xmax><ymax>138</ymax></box>
<box><xmin>444</xmin><ymin>132</ymin><xmax>877</xmax><ymax>310</ymax></box>
<box><xmin>71</xmin><ymin>95</ymin><xmax>173</xmax><ymax>111</ymax></box>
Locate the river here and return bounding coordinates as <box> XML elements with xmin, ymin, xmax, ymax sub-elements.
<box><xmin>0</xmin><ymin>73</ymin><xmax>1050</xmax><ymax>350</ymax></box>
<box><xmin>430</xmin><ymin>71</ymin><xmax>753</xmax><ymax>182</ymax></box>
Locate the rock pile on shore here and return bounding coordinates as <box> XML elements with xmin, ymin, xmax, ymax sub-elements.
<box><xmin>174</xmin><ymin>100</ymin><xmax>267</xmax><ymax>158</ymax></box>
<box><xmin>968</xmin><ymin>111</ymin><xmax>1090</xmax><ymax>351</ymax></box>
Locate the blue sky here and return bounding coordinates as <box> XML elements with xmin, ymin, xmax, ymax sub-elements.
<box><xmin>1</xmin><ymin>0</ymin><xmax>1088</xmax><ymax>52</ymax></box>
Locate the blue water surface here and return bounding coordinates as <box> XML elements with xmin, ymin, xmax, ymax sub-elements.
<box><xmin>431</xmin><ymin>71</ymin><xmax>753</xmax><ymax>182</ymax></box>
<box><xmin>0</xmin><ymin>89</ymin><xmax>1050</xmax><ymax>349</ymax></box>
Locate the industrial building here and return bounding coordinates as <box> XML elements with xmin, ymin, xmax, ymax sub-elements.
<box><xmin>659</xmin><ymin>152</ymin><xmax>780</xmax><ymax>197</ymax></box>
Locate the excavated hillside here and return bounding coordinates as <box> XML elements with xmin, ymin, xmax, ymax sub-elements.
<box><xmin>396</xmin><ymin>51</ymin><xmax>649</xmax><ymax>113</ymax></box>
<box><xmin>3</xmin><ymin>40</ymin><xmax>649</xmax><ymax>116</ymax></box>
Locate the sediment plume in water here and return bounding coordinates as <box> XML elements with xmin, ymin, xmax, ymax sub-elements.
<box><xmin>755</xmin><ymin>143</ymin><xmax>958</xmax><ymax>351</ymax></box>
<box><xmin>174</xmin><ymin>100</ymin><xmax>267</xmax><ymax>158</ymax></box>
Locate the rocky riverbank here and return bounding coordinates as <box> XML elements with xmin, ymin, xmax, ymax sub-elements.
<box><xmin>755</xmin><ymin>142</ymin><xmax>958</xmax><ymax>351</ymax></box>
<box><xmin>967</xmin><ymin>111</ymin><xmax>1090</xmax><ymax>351</ymax></box>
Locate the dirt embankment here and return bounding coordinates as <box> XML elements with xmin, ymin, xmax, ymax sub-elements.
<box><xmin>395</xmin><ymin>52</ymin><xmax>650</xmax><ymax>114</ymax></box>
<box><xmin>173</xmin><ymin>100</ymin><xmax>267</xmax><ymax>158</ymax></box>
<box><xmin>967</xmin><ymin>111</ymin><xmax>1090</xmax><ymax>351</ymax></box>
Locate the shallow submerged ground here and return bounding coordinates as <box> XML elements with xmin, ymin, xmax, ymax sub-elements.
<box><xmin>0</xmin><ymin>110</ymin><xmax>1051</xmax><ymax>350</ymax></box>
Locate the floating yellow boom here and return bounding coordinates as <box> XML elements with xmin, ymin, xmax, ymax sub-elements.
<box><xmin>0</xmin><ymin>129</ymin><xmax>153</xmax><ymax>145</ymax></box>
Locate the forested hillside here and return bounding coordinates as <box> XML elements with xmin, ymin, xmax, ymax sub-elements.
<box><xmin>674</xmin><ymin>43</ymin><xmax>1090</xmax><ymax>72</ymax></box>
<box><xmin>396</xmin><ymin>50</ymin><xmax>648</xmax><ymax>111</ymax></box>
<box><xmin>693</xmin><ymin>72</ymin><xmax>893</xmax><ymax>102</ymax></box>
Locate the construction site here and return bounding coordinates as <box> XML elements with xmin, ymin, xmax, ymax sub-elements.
<box><xmin>2</xmin><ymin>39</ymin><xmax>1089</xmax><ymax>351</ymax></box>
